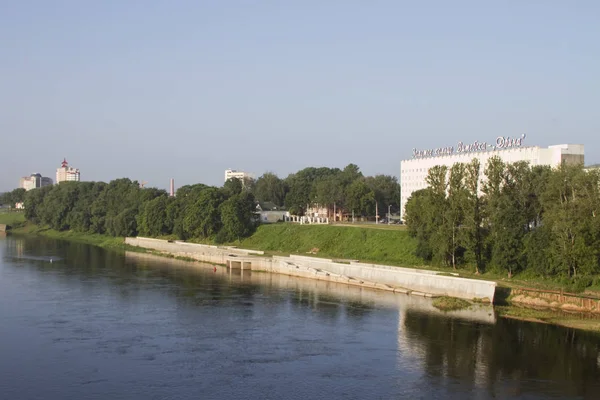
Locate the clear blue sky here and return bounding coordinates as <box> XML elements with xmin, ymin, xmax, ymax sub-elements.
<box><xmin>2</xmin><ymin>0</ymin><xmax>599</xmax><ymax>192</ymax></box>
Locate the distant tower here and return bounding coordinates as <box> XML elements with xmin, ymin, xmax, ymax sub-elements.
<box><xmin>56</xmin><ymin>158</ymin><xmax>80</xmax><ymax>183</ymax></box>
<box><xmin>170</xmin><ymin>179</ymin><xmax>174</xmax><ymax>197</ymax></box>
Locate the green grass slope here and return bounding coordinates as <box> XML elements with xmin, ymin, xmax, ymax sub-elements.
<box><xmin>239</xmin><ymin>224</ymin><xmax>423</xmax><ymax>267</ymax></box>
<box><xmin>0</xmin><ymin>211</ymin><xmax>26</xmax><ymax>228</ymax></box>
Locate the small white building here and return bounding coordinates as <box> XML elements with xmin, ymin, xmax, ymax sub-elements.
<box><xmin>400</xmin><ymin>135</ymin><xmax>584</xmax><ymax>220</ymax></box>
<box><xmin>255</xmin><ymin>202</ymin><xmax>289</xmax><ymax>223</ymax></box>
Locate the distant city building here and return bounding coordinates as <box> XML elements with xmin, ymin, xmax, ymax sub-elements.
<box><xmin>400</xmin><ymin>136</ymin><xmax>585</xmax><ymax>220</ymax></box>
<box><xmin>19</xmin><ymin>173</ymin><xmax>53</xmax><ymax>191</ymax></box>
<box><xmin>584</xmin><ymin>164</ymin><xmax>600</xmax><ymax>173</ymax></box>
<box><xmin>224</xmin><ymin>169</ymin><xmax>252</xmax><ymax>183</ymax></box>
<box><xmin>56</xmin><ymin>158</ymin><xmax>80</xmax><ymax>183</ymax></box>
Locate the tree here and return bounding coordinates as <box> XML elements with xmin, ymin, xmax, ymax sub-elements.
<box><xmin>138</xmin><ymin>195</ymin><xmax>170</xmax><ymax>237</ymax></box>
<box><xmin>67</xmin><ymin>182</ymin><xmax>105</xmax><ymax>232</ymax></box>
<box><xmin>405</xmin><ymin>188</ymin><xmax>439</xmax><ymax>260</ymax></box>
<box><xmin>542</xmin><ymin>164</ymin><xmax>600</xmax><ymax>278</ymax></box>
<box><xmin>0</xmin><ymin>188</ymin><xmax>26</xmax><ymax>208</ymax></box>
<box><xmin>38</xmin><ymin>182</ymin><xmax>80</xmax><ymax>231</ymax></box>
<box><xmin>182</xmin><ymin>188</ymin><xmax>223</xmax><ymax>239</ymax></box>
<box><xmin>345</xmin><ymin>179</ymin><xmax>375</xmax><ymax>216</ymax></box>
<box><xmin>24</xmin><ymin>186</ymin><xmax>53</xmax><ymax>223</ymax></box>
<box><xmin>284</xmin><ymin>173</ymin><xmax>311</xmax><ymax>215</ymax></box>
<box><xmin>443</xmin><ymin>163</ymin><xmax>467</xmax><ymax>269</ymax></box>
<box><xmin>483</xmin><ymin>159</ymin><xmax>532</xmax><ymax>277</ymax></box>
<box><xmin>222</xmin><ymin>177</ymin><xmax>244</xmax><ymax>198</ymax></box>
<box><xmin>218</xmin><ymin>191</ymin><xmax>256</xmax><ymax>242</ymax></box>
<box><xmin>254</xmin><ymin>172</ymin><xmax>287</xmax><ymax>206</ymax></box>
<box><xmin>313</xmin><ymin>175</ymin><xmax>344</xmax><ymax>219</ymax></box>
<box><xmin>365</xmin><ymin>175</ymin><xmax>401</xmax><ymax>214</ymax></box>
<box><xmin>461</xmin><ymin>159</ymin><xmax>484</xmax><ymax>273</ymax></box>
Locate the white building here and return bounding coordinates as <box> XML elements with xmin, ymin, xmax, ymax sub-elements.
<box><xmin>19</xmin><ymin>173</ymin><xmax>53</xmax><ymax>191</ymax></box>
<box><xmin>400</xmin><ymin>135</ymin><xmax>584</xmax><ymax>220</ymax></box>
<box><xmin>56</xmin><ymin>158</ymin><xmax>80</xmax><ymax>183</ymax></box>
<box><xmin>224</xmin><ymin>169</ymin><xmax>252</xmax><ymax>183</ymax></box>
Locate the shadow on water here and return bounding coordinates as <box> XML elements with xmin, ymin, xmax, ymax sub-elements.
<box><xmin>401</xmin><ymin>308</ymin><xmax>600</xmax><ymax>398</ymax></box>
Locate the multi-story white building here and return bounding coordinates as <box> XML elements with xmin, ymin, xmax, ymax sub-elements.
<box><xmin>19</xmin><ymin>173</ymin><xmax>53</xmax><ymax>191</ymax></box>
<box><xmin>224</xmin><ymin>169</ymin><xmax>252</xmax><ymax>183</ymax></box>
<box><xmin>400</xmin><ymin>135</ymin><xmax>584</xmax><ymax>220</ymax></box>
<box><xmin>56</xmin><ymin>158</ymin><xmax>80</xmax><ymax>183</ymax></box>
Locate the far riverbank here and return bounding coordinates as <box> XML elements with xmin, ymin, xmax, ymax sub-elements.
<box><xmin>3</xmin><ymin>212</ymin><xmax>600</xmax><ymax>332</ymax></box>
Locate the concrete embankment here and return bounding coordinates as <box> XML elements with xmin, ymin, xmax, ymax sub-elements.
<box><xmin>124</xmin><ymin>237</ymin><xmax>497</xmax><ymax>302</ymax></box>
<box><xmin>125</xmin><ymin>250</ymin><xmax>497</xmax><ymax>325</ymax></box>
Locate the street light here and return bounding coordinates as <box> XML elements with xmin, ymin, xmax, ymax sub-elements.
<box><xmin>388</xmin><ymin>204</ymin><xmax>391</xmax><ymax>224</ymax></box>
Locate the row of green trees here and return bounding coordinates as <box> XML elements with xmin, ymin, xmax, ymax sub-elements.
<box><xmin>0</xmin><ymin>188</ymin><xmax>26</xmax><ymax>208</ymax></box>
<box><xmin>405</xmin><ymin>158</ymin><xmax>600</xmax><ymax>282</ymax></box>
<box><xmin>17</xmin><ymin>177</ymin><xmax>256</xmax><ymax>242</ymax></box>
<box><xmin>3</xmin><ymin>164</ymin><xmax>400</xmax><ymax>240</ymax></box>
<box><xmin>252</xmin><ymin>164</ymin><xmax>400</xmax><ymax>217</ymax></box>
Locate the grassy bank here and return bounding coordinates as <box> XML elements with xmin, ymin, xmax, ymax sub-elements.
<box><xmin>432</xmin><ymin>296</ymin><xmax>472</xmax><ymax>311</ymax></box>
<box><xmin>0</xmin><ymin>211</ymin><xmax>26</xmax><ymax>228</ymax></box>
<box><xmin>10</xmin><ymin>221</ymin><xmax>129</xmax><ymax>250</ymax></box>
<box><xmin>238</xmin><ymin>223</ymin><xmax>423</xmax><ymax>267</ymax></box>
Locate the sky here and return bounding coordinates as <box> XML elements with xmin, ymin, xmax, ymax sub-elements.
<box><xmin>2</xmin><ymin>0</ymin><xmax>599</xmax><ymax>192</ymax></box>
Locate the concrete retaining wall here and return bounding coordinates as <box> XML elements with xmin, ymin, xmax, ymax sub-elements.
<box><xmin>125</xmin><ymin>237</ymin><xmax>496</xmax><ymax>302</ymax></box>
<box><xmin>125</xmin><ymin>237</ymin><xmax>264</xmax><ymax>266</ymax></box>
<box><xmin>124</xmin><ymin>251</ymin><xmax>497</xmax><ymax>325</ymax></box>
<box><xmin>273</xmin><ymin>255</ymin><xmax>495</xmax><ymax>301</ymax></box>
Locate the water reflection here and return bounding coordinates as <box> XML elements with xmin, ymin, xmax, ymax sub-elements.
<box><xmin>2</xmin><ymin>235</ymin><xmax>600</xmax><ymax>399</ymax></box>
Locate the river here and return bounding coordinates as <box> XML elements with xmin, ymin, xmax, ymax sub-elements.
<box><xmin>1</xmin><ymin>235</ymin><xmax>600</xmax><ymax>400</ymax></box>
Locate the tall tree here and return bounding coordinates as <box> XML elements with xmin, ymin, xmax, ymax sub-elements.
<box><xmin>219</xmin><ymin>191</ymin><xmax>257</xmax><ymax>242</ymax></box>
<box><xmin>542</xmin><ymin>164</ymin><xmax>600</xmax><ymax>278</ymax></box>
<box><xmin>138</xmin><ymin>195</ymin><xmax>170</xmax><ymax>237</ymax></box>
<box><xmin>365</xmin><ymin>175</ymin><xmax>401</xmax><ymax>214</ymax></box>
<box><xmin>222</xmin><ymin>177</ymin><xmax>244</xmax><ymax>198</ymax></box>
<box><xmin>443</xmin><ymin>163</ymin><xmax>467</xmax><ymax>269</ymax></box>
<box><xmin>405</xmin><ymin>188</ymin><xmax>439</xmax><ymax>260</ymax></box>
<box><xmin>461</xmin><ymin>159</ymin><xmax>484</xmax><ymax>273</ymax></box>
<box><xmin>254</xmin><ymin>172</ymin><xmax>287</xmax><ymax>206</ymax></box>
<box><xmin>182</xmin><ymin>187</ymin><xmax>224</xmax><ymax>239</ymax></box>
<box><xmin>345</xmin><ymin>179</ymin><xmax>375</xmax><ymax>217</ymax></box>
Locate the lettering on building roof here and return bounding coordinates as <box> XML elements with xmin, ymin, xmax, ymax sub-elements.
<box><xmin>411</xmin><ymin>134</ymin><xmax>526</xmax><ymax>159</ymax></box>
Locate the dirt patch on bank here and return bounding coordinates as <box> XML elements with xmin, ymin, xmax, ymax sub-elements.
<box><xmin>510</xmin><ymin>294</ymin><xmax>599</xmax><ymax>314</ymax></box>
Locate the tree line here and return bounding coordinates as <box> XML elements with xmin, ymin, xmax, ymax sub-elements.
<box><xmin>1</xmin><ymin>164</ymin><xmax>400</xmax><ymax>241</ymax></box>
<box><xmin>405</xmin><ymin>158</ymin><xmax>600</xmax><ymax>286</ymax></box>
<box><xmin>12</xmin><ymin>177</ymin><xmax>255</xmax><ymax>242</ymax></box>
<box><xmin>0</xmin><ymin>188</ymin><xmax>26</xmax><ymax>208</ymax></box>
<box><xmin>252</xmin><ymin>164</ymin><xmax>400</xmax><ymax>218</ymax></box>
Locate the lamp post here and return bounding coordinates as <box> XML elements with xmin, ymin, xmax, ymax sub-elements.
<box><xmin>388</xmin><ymin>204</ymin><xmax>391</xmax><ymax>224</ymax></box>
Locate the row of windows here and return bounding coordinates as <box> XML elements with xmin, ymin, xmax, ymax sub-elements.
<box><xmin>401</xmin><ymin>168</ymin><xmax>428</xmax><ymax>174</ymax></box>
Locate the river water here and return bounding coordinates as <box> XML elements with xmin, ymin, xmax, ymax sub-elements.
<box><xmin>1</xmin><ymin>235</ymin><xmax>600</xmax><ymax>400</ymax></box>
